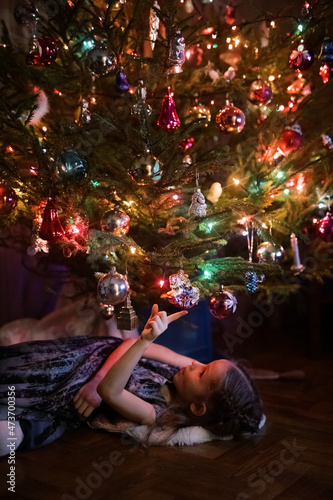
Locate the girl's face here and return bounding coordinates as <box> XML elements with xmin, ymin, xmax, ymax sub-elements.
<box><xmin>173</xmin><ymin>359</ymin><xmax>234</xmax><ymax>404</ymax></box>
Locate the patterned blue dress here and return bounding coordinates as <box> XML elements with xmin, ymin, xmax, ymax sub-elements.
<box><xmin>0</xmin><ymin>336</ymin><xmax>179</xmax><ymax>450</ymax></box>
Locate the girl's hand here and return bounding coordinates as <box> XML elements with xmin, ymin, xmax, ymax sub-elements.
<box><xmin>73</xmin><ymin>379</ymin><xmax>103</xmax><ymax>418</ymax></box>
<box><xmin>140</xmin><ymin>304</ymin><xmax>188</xmax><ymax>342</ymax></box>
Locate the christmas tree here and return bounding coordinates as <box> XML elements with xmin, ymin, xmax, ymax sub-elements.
<box><xmin>0</xmin><ymin>0</ymin><xmax>333</xmax><ymax>322</ymax></box>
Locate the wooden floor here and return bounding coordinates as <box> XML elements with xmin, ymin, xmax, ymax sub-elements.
<box><xmin>1</xmin><ymin>325</ymin><xmax>333</xmax><ymax>500</ymax></box>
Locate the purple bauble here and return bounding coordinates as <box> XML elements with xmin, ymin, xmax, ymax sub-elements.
<box><xmin>289</xmin><ymin>44</ymin><xmax>314</xmax><ymax>71</ymax></box>
<box><xmin>209</xmin><ymin>288</ymin><xmax>237</xmax><ymax>319</ymax></box>
<box><xmin>318</xmin><ymin>212</ymin><xmax>333</xmax><ymax>242</ymax></box>
<box><xmin>38</xmin><ymin>37</ymin><xmax>58</xmax><ymax>65</ymax></box>
<box><xmin>249</xmin><ymin>79</ymin><xmax>273</xmax><ymax>104</ymax></box>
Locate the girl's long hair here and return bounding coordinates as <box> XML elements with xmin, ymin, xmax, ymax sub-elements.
<box><xmin>156</xmin><ymin>362</ymin><xmax>264</xmax><ymax>440</ymax></box>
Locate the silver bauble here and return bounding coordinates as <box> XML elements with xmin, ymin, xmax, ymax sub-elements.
<box><xmin>97</xmin><ymin>267</ymin><xmax>129</xmax><ymax>306</ymax></box>
<box><xmin>101</xmin><ymin>208</ymin><xmax>130</xmax><ymax>236</ymax></box>
<box><xmin>130</xmin><ymin>154</ymin><xmax>162</xmax><ymax>184</ymax></box>
<box><xmin>257</xmin><ymin>241</ymin><xmax>285</xmax><ymax>264</ymax></box>
<box><xmin>86</xmin><ymin>45</ymin><xmax>117</xmax><ymax>76</ymax></box>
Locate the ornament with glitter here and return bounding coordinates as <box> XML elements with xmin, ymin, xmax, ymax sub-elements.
<box><xmin>168</xmin><ymin>30</ymin><xmax>185</xmax><ymax>74</ymax></box>
<box><xmin>321</xmin><ymin>134</ymin><xmax>333</xmax><ymax>149</ymax></box>
<box><xmin>188</xmin><ymin>188</ymin><xmax>207</xmax><ymax>217</ymax></box>
<box><xmin>157</xmin><ymin>88</ymin><xmax>180</xmax><ymax>130</ymax></box>
<box><xmin>161</xmin><ymin>270</ymin><xmax>200</xmax><ymax>309</ymax></box>
<box><xmin>149</xmin><ymin>1</ymin><xmax>160</xmax><ymax>50</ymax></box>
<box><xmin>318</xmin><ymin>212</ymin><xmax>333</xmax><ymax>242</ymax></box>
<box><xmin>245</xmin><ymin>271</ymin><xmax>258</xmax><ymax>294</ymax></box>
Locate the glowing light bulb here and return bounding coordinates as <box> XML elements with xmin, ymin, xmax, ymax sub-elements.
<box><xmin>130</xmin><ymin>247</ymin><xmax>136</xmax><ymax>254</ymax></box>
<box><xmin>268</xmin><ymin>75</ymin><xmax>275</xmax><ymax>81</ymax></box>
<box><xmin>233</xmin><ymin>178</ymin><xmax>240</xmax><ymax>185</ymax></box>
<box><xmin>159</xmin><ymin>280</ymin><xmax>165</xmax><ymax>288</ymax></box>
<box><xmin>173</xmin><ymin>194</ymin><xmax>179</xmax><ymax>200</ymax></box>
<box><xmin>42</xmin><ymin>126</ymin><xmax>47</xmax><ymax>132</ymax></box>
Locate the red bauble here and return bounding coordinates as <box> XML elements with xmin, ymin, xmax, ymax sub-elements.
<box><xmin>318</xmin><ymin>212</ymin><xmax>333</xmax><ymax>242</ymax></box>
<box><xmin>249</xmin><ymin>79</ymin><xmax>273</xmax><ymax>104</ymax></box>
<box><xmin>277</xmin><ymin>125</ymin><xmax>302</xmax><ymax>157</ymax></box>
<box><xmin>209</xmin><ymin>287</ymin><xmax>237</xmax><ymax>319</ymax></box>
<box><xmin>216</xmin><ymin>101</ymin><xmax>245</xmax><ymax>134</ymax></box>
<box><xmin>320</xmin><ymin>64</ymin><xmax>333</xmax><ymax>84</ymax></box>
<box><xmin>38</xmin><ymin>36</ymin><xmax>58</xmax><ymax>65</ymax></box>
<box><xmin>289</xmin><ymin>44</ymin><xmax>314</xmax><ymax>71</ymax></box>
<box><xmin>0</xmin><ymin>183</ymin><xmax>18</xmax><ymax>215</ymax></box>
<box><xmin>178</xmin><ymin>137</ymin><xmax>195</xmax><ymax>152</ymax></box>
<box><xmin>157</xmin><ymin>88</ymin><xmax>180</xmax><ymax>130</ymax></box>
<box><xmin>39</xmin><ymin>198</ymin><xmax>65</xmax><ymax>241</ymax></box>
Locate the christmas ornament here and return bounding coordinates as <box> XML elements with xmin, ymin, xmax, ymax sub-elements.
<box><xmin>188</xmin><ymin>188</ymin><xmax>207</xmax><ymax>217</ymax></box>
<box><xmin>74</xmin><ymin>99</ymin><xmax>91</xmax><ymax>125</ymax></box>
<box><xmin>289</xmin><ymin>43</ymin><xmax>314</xmax><ymax>71</ymax></box>
<box><xmin>117</xmin><ymin>295</ymin><xmax>139</xmax><ymax>330</ymax></box>
<box><xmin>132</xmin><ymin>79</ymin><xmax>152</xmax><ymax>117</ymax></box>
<box><xmin>319</xmin><ymin>38</ymin><xmax>333</xmax><ymax>83</ymax></box>
<box><xmin>178</xmin><ymin>137</ymin><xmax>194</xmax><ymax>152</ymax></box>
<box><xmin>38</xmin><ymin>36</ymin><xmax>58</xmax><ymax>65</ymax></box>
<box><xmin>290</xmin><ymin>233</ymin><xmax>304</xmax><ymax>273</ymax></box>
<box><xmin>168</xmin><ymin>30</ymin><xmax>185</xmax><ymax>74</ymax></box>
<box><xmin>249</xmin><ymin>79</ymin><xmax>273</xmax><ymax>105</ymax></box>
<box><xmin>318</xmin><ymin>212</ymin><xmax>333</xmax><ymax>241</ymax></box>
<box><xmin>149</xmin><ymin>1</ymin><xmax>160</xmax><ymax>50</ymax></box>
<box><xmin>321</xmin><ymin>134</ymin><xmax>333</xmax><ymax>149</ymax></box>
<box><xmin>161</xmin><ymin>270</ymin><xmax>200</xmax><ymax>309</ymax></box>
<box><xmin>224</xmin><ymin>5</ymin><xmax>236</xmax><ymax>25</ymax></box>
<box><xmin>209</xmin><ymin>286</ymin><xmax>237</xmax><ymax>319</ymax></box>
<box><xmin>0</xmin><ymin>183</ymin><xmax>18</xmax><ymax>215</ymax></box>
<box><xmin>216</xmin><ymin>100</ymin><xmax>245</xmax><ymax>134</ymax></box>
<box><xmin>183</xmin><ymin>154</ymin><xmax>192</xmax><ymax>166</ymax></box>
<box><xmin>319</xmin><ymin>37</ymin><xmax>333</xmax><ymax>64</ymax></box>
<box><xmin>14</xmin><ymin>1</ymin><xmax>36</xmax><ymax>26</ymax></box>
<box><xmin>245</xmin><ymin>271</ymin><xmax>258</xmax><ymax>294</ymax></box>
<box><xmin>86</xmin><ymin>45</ymin><xmax>117</xmax><ymax>76</ymax></box>
<box><xmin>27</xmin><ymin>237</ymin><xmax>49</xmax><ymax>256</ymax></box>
<box><xmin>97</xmin><ymin>266</ymin><xmax>130</xmax><ymax>317</ymax></box>
<box><xmin>185</xmin><ymin>103</ymin><xmax>211</xmax><ymax>127</ymax></box>
<box><xmin>204</xmin><ymin>62</ymin><xmax>220</xmax><ymax>83</ymax></box>
<box><xmin>184</xmin><ymin>0</ymin><xmax>194</xmax><ymax>13</ymax></box>
<box><xmin>257</xmin><ymin>241</ymin><xmax>285</xmax><ymax>264</ymax></box>
<box><xmin>39</xmin><ymin>198</ymin><xmax>65</xmax><ymax>241</ymax></box>
<box><xmin>114</xmin><ymin>67</ymin><xmax>130</xmax><ymax>93</ymax></box>
<box><xmin>157</xmin><ymin>88</ymin><xmax>180</xmax><ymax>130</ymax></box>
<box><xmin>319</xmin><ymin>64</ymin><xmax>333</xmax><ymax>84</ymax></box>
<box><xmin>26</xmin><ymin>35</ymin><xmax>42</xmax><ymax>65</ymax></box>
<box><xmin>277</xmin><ymin>124</ymin><xmax>302</xmax><ymax>157</ymax></box>
<box><xmin>101</xmin><ymin>207</ymin><xmax>130</xmax><ymax>236</ymax></box>
<box><xmin>207</xmin><ymin>182</ymin><xmax>222</xmax><ymax>204</ymax></box>
<box><xmin>223</xmin><ymin>66</ymin><xmax>236</xmax><ymax>81</ymax></box>
<box><xmin>57</xmin><ymin>150</ymin><xmax>88</xmax><ymax>178</ymax></box>
<box><xmin>130</xmin><ymin>153</ymin><xmax>162</xmax><ymax>184</ymax></box>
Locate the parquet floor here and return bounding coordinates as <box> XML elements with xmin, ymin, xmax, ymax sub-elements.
<box><xmin>1</xmin><ymin>327</ymin><xmax>332</xmax><ymax>500</ymax></box>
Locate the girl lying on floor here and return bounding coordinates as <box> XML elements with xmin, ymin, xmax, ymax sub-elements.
<box><xmin>0</xmin><ymin>305</ymin><xmax>264</xmax><ymax>455</ymax></box>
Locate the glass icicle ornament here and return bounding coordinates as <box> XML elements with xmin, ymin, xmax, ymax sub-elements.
<box><xmin>149</xmin><ymin>1</ymin><xmax>160</xmax><ymax>50</ymax></box>
<box><xmin>132</xmin><ymin>79</ymin><xmax>152</xmax><ymax>117</ymax></box>
<box><xmin>168</xmin><ymin>30</ymin><xmax>185</xmax><ymax>74</ymax></box>
<box><xmin>245</xmin><ymin>221</ymin><xmax>258</xmax><ymax>293</ymax></box>
<box><xmin>39</xmin><ymin>198</ymin><xmax>65</xmax><ymax>241</ymax></box>
<box><xmin>117</xmin><ymin>295</ymin><xmax>139</xmax><ymax>330</ymax></box>
<box><xmin>157</xmin><ymin>88</ymin><xmax>180</xmax><ymax>130</ymax></box>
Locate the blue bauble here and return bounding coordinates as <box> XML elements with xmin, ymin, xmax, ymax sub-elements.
<box><xmin>57</xmin><ymin>150</ymin><xmax>88</xmax><ymax>179</ymax></box>
<box><xmin>114</xmin><ymin>68</ymin><xmax>130</xmax><ymax>93</ymax></box>
<box><xmin>319</xmin><ymin>37</ymin><xmax>333</xmax><ymax>64</ymax></box>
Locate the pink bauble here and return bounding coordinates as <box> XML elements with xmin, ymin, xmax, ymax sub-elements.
<box><xmin>216</xmin><ymin>104</ymin><xmax>245</xmax><ymax>134</ymax></box>
<box><xmin>209</xmin><ymin>288</ymin><xmax>237</xmax><ymax>319</ymax></box>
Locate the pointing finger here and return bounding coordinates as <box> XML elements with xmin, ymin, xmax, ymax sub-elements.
<box><xmin>167</xmin><ymin>310</ymin><xmax>188</xmax><ymax>324</ymax></box>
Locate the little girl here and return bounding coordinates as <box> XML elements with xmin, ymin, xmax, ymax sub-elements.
<box><xmin>0</xmin><ymin>305</ymin><xmax>264</xmax><ymax>454</ymax></box>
